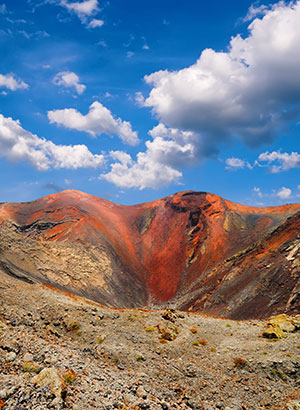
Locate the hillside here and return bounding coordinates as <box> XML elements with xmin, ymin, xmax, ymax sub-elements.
<box><xmin>0</xmin><ymin>269</ymin><xmax>300</xmax><ymax>410</ymax></box>
<box><xmin>0</xmin><ymin>189</ymin><xmax>299</xmax><ymax>319</ymax></box>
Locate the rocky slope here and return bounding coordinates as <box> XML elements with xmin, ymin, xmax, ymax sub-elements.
<box><xmin>0</xmin><ymin>269</ymin><xmax>300</xmax><ymax>410</ymax></box>
<box><xmin>0</xmin><ymin>189</ymin><xmax>299</xmax><ymax>319</ymax></box>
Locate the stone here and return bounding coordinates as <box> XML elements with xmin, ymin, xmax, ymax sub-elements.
<box><xmin>23</xmin><ymin>353</ymin><xmax>34</xmax><ymax>362</ymax></box>
<box><xmin>136</xmin><ymin>385</ymin><xmax>147</xmax><ymax>399</ymax></box>
<box><xmin>261</xmin><ymin>314</ymin><xmax>298</xmax><ymax>339</ymax></box>
<box><xmin>6</xmin><ymin>351</ymin><xmax>16</xmax><ymax>362</ymax></box>
<box><xmin>31</xmin><ymin>368</ymin><xmax>65</xmax><ymax>399</ymax></box>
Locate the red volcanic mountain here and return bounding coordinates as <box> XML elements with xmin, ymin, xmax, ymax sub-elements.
<box><xmin>0</xmin><ymin>189</ymin><xmax>299</xmax><ymax>319</ymax></box>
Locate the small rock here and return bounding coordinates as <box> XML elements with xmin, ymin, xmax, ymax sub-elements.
<box><xmin>32</xmin><ymin>367</ymin><xmax>65</xmax><ymax>399</ymax></box>
<box><xmin>23</xmin><ymin>352</ymin><xmax>34</xmax><ymax>362</ymax></box>
<box><xmin>6</xmin><ymin>351</ymin><xmax>16</xmax><ymax>362</ymax></box>
<box><xmin>136</xmin><ymin>385</ymin><xmax>147</xmax><ymax>399</ymax></box>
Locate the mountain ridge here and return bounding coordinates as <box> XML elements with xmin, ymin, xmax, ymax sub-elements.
<box><xmin>0</xmin><ymin>189</ymin><xmax>299</xmax><ymax>319</ymax></box>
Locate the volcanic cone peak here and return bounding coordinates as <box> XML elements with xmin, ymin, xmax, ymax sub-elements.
<box><xmin>0</xmin><ymin>189</ymin><xmax>299</xmax><ymax>319</ymax></box>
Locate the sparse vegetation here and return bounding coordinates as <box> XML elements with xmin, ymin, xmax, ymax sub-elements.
<box><xmin>270</xmin><ymin>369</ymin><xmax>286</xmax><ymax>380</ymax></box>
<box><xmin>63</xmin><ymin>369</ymin><xmax>76</xmax><ymax>384</ymax></box>
<box><xmin>69</xmin><ymin>322</ymin><xmax>80</xmax><ymax>330</ymax></box>
<box><xmin>98</xmin><ymin>336</ymin><xmax>105</xmax><ymax>344</ymax></box>
<box><xmin>22</xmin><ymin>361</ymin><xmax>39</xmax><ymax>373</ymax></box>
<box><xmin>192</xmin><ymin>339</ymin><xmax>207</xmax><ymax>346</ymax></box>
<box><xmin>136</xmin><ymin>354</ymin><xmax>146</xmax><ymax>362</ymax></box>
<box><xmin>190</xmin><ymin>328</ymin><xmax>198</xmax><ymax>334</ymax></box>
<box><xmin>276</xmin><ymin>370</ymin><xmax>286</xmax><ymax>380</ymax></box>
<box><xmin>145</xmin><ymin>326</ymin><xmax>155</xmax><ymax>333</ymax></box>
<box><xmin>226</xmin><ymin>324</ymin><xmax>231</xmax><ymax>328</ymax></box>
<box><xmin>0</xmin><ymin>399</ymin><xmax>5</xmax><ymax>409</ymax></box>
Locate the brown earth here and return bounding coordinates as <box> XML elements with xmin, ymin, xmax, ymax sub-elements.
<box><xmin>0</xmin><ymin>269</ymin><xmax>300</xmax><ymax>410</ymax></box>
<box><xmin>0</xmin><ymin>189</ymin><xmax>300</xmax><ymax>319</ymax></box>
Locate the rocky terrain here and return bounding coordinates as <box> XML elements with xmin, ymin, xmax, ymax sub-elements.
<box><xmin>0</xmin><ymin>189</ymin><xmax>300</xmax><ymax>319</ymax></box>
<box><xmin>0</xmin><ymin>269</ymin><xmax>300</xmax><ymax>410</ymax></box>
<box><xmin>1</xmin><ymin>189</ymin><xmax>300</xmax><ymax>409</ymax></box>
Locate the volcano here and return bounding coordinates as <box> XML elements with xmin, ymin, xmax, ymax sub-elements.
<box><xmin>0</xmin><ymin>189</ymin><xmax>299</xmax><ymax>319</ymax></box>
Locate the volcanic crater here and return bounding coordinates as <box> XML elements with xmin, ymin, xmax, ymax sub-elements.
<box><xmin>0</xmin><ymin>189</ymin><xmax>300</xmax><ymax>320</ymax></box>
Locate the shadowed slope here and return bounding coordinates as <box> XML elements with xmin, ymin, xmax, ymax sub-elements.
<box><xmin>0</xmin><ymin>189</ymin><xmax>299</xmax><ymax>318</ymax></box>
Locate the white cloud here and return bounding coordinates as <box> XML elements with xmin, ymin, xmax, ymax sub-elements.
<box><xmin>126</xmin><ymin>51</ymin><xmax>134</xmax><ymax>58</ymax></box>
<box><xmin>18</xmin><ymin>30</ymin><xmax>50</xmax><ymax>39</ymax></box>
<box><xmin>6</xmin><ymin>17</ymin><xmax>27</xmax><ymax>24</ymax></box>
<box><xmin>0</xmin><ymin>113</ymin><xmax>104</xmax><ymax>171</ymax></box>
<box><xmin>258</xmin><ymin>150</ymin><xmax>300</xmax><ymax>173</ymax></box>
<box><xmin>140</xmin><ymin>1</ymin><xmax>300</xmax><ymax>162</ymax></box>
<box><xmin>148</xmin><ymin>124</ymin><xmax>197</xmax><ymax>167</ymax></box>
<box><xmin>48</xmin><ymin>101</ymin><xmax>139</xmax><ymax>146</ymax></box>
<box><xmin>101</xmin><ymin>123</ymin><xmax>198</xmax><ymax>189</ymax></box>
<box><xmin>60</xmin><ymin>0</ymin><xmax>98</xmax><ymax>21</ymax></box>
<box><xmin>101</xmin><ymin>150</ymin><xmax>182</xmax><ymax>190</ymax></box>
<box><xmin>243</xmin><ymin>4</ymin><xmax>269</xmax><ymax>22</ymax></box>
<box><xmin>97</xmin><ymin>40</ymin><xmax>107</xmax><ymax>47</ymax></box>
<box><xmin>135</xmin><ymin>91</ymin><xmax>145</xmax><ymax>106</ymax></box>
<box><xmin>53</xmin><ymin>71</ymin><xmax>86</xmax><ymax>95</ymax></box>
<box><xmin>225</xmin><ymin>157</ymin><xmax>252</xmax><ymax>170</ymax></box>
<box><xmin>88</xmin><ymin>18</ymin><xmax>103</xmax><ymax>28</ymax></box>
<box><xmin>0</xmin><ymin>73</ymin><xmax>29</xmax><ymax>91</ymax></box>
<box><xmin>253</xmin><ymin>186</ymin><xmax>263</xmax><ymax>198</ymax></box>
<box><xmin>277</xmin><ymin>186</ymin><xmax>292</xmax><ymax>199</ymax></box>
<box><xmin>224</xmin><ymin>150</ymin><xmax>300</xmax><ymax>173</ymax></box>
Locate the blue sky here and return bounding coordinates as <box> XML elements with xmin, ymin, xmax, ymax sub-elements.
<box><xmin>0</xmin><ymin>0</ymin><xmax>300</xmax><ymax>205</ymax></box>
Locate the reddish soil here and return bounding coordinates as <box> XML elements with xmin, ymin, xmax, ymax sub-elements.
<box><xmin>0</xmin><ymin>189</ymin><xmax>299</xmax><ymax>319</ymax></box>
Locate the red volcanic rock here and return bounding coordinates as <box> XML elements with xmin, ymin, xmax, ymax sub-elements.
<box><xmin>0</xmin><ymin>189</ymin><xmax>299</xmax><ymax>319</ymax></box>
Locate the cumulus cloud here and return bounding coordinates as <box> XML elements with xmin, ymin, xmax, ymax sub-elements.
<box><xmin>101</xmin><ymin>150</ymin><xmax>182</xmax><ymax>190</ymax></box>
<box><xmin>242</xmin><ymin>4</ymin><xmax>269</xmax><ymax>22</ymax></box>
<box><xmin>277</xmin><ymin>186</ymin><xmax>292</xmax><ymax>199</ymax></box>
<box><xmin>88</xmin><ymin>18</ymin><xmax>103</xmax><ymax>28</ymax></box>
<box><xmin>225</xmin><ymin>157</ymin><xmax>253</xmax><ymax>170</ymax></box>
<box><xmin>53</xmin><ymin>71</ymin><xmax>86</xmax><ymax>95</ymax></box>
<box><xmin>0</xmin><ymin>113</ymin><xmax>104</xmax><ymax>171</ymax></box>
<box><xmin>48</xmin><ymin>101</ymin><xmax>139</xmax><ymax>146</ymax></box>
<box><xmin>258</xmin><ymin>150</ymin><xmax>300</xmax><ymax>173</ymax></box>
<box><xmin>0</xmin><ymin>73</ymin><xmax>29</xmax><ymax>91</ymax></box>
<box><xmin>101</xmin><ymin>124</ymin><xmax>198</xmax><ymax>189</ymax></box>
<box><xmin>225</xmin><ymin>150</ymin><xmax>300</xmax><ymax>173</ymax></box>
<box><xmin>140</xmin><ymin>1</ymin><xmax>300</xmax><ymax>164</ymax></box>
<box><xmin>60</xmin><ymin>0</ymin><xmax>98</xmax><ymax>22</ymax></box>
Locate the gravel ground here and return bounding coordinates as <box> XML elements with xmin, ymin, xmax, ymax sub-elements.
<box><xmin>0</xmin><ymin>270</ymin><xmax>300</xmax><ymax>410</ymax></box>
